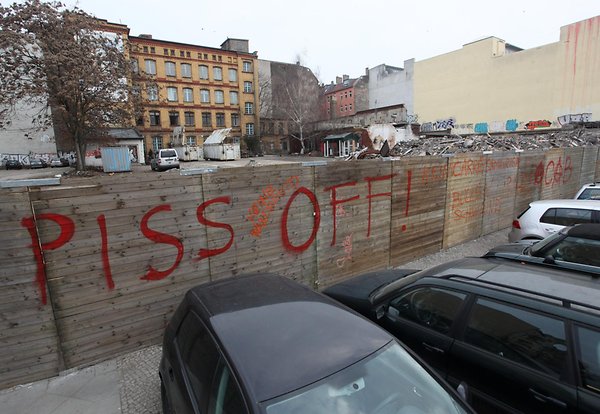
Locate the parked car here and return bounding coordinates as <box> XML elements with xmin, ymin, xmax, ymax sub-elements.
<box><xmin>487</xmin><ymin>223</ymin><xmax>600</xmax><ymax>270</ymax></box>
<box><xmin>509</xmin><ymin>199</ymin><xmax>600</xmax><ymax>242</ymax></box>
<box><xmin>29</xmin><ymin>158</ymin><xmax>47</xmax><ymax>169</ymax></box>
<box><xmin>5</xmin><ymin>159</ymin><xmax>22</xmax><ymax>170</ymax></box>
<box><xmin>50</xmin><ymin>158</ymin><xmax>69</xmax><ymax>167</ymax></box>
<box><xmin>160</xmin><ymin>273</ymin><xmax>474</xmax><ymax>414</ymax></box>
<box><xmin>151</xmin><ymin>148</ymin><xmax>179</xmax><ymax>171</ymax></box>
<box><xmin>323</xmin><ymin>257</ymin><xmax>600</xmax><ymax>414</ymax></box>
<box><xmin>575</xmin><ymin>183</ymin><xmax>600</xmax><ymax>200</ymax></box>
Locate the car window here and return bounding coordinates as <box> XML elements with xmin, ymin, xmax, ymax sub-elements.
<box><xmin>161</xmin><ymin>149</ymin><xmax>177</xmax><ymax>158</ymax></box>
<box><xmin>575</xmin><ymin>326</ymin><xmax>600</xmax><ymax>394</ymax></box>
<box><xmin>540</xmin><ymin>208</ymin><xmax>593</xmax><ymax>226</ymax></box>
<box><xmin>464</xmin><ymin>298</ymin><xmax>568</xmax><ymax>379</ymax></box>
<box><xmin>388</xmin><ymin>287</ymin><xmax>467</xmax><ymax>334</ymax></box>
<box><xmin>210</xmin><ymin>360</ymin><xmax>247</xmax><ymax>414</ymax></box>
<box><xmin>578</xmin><ymin>188</ymin><xmax>600</xmax><ymax>200</ymax></box>
<box><xmin>537</xmin><ymin>236</ymin><xmax>600</xmax><ymax>266</ymax></box>
<box><xmin>177</xmin><ymin>312</ymin><xmax>220</xmax><ymax>406</ymax></box>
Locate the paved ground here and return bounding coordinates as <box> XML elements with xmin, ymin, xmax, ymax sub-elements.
<box><xmin>0</xmin><ymin>227</ymin><xmax>510</xmax><ymax>414</ymax></box>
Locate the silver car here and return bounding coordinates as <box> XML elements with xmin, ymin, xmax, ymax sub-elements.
<box><xmin>509</xmin><ymin>199</ymin><xmax>600</xmax><ymax>242</ymax></box>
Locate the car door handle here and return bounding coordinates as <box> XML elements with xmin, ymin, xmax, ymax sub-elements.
<box><xmin>528</xmin><ymin>388</ymin><xmax>567</xmax><ymax>409</ymax></box>
<box><xmin>422</xmin><ymin>342</ymin><xmax>445</xmax><ymax>354</ymax></box>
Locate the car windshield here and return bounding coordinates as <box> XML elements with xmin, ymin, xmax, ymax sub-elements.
<box><xmin>262</xmin><ymin>342</ymin><xmax>468</xmax><ymax>414</ymax></box>
<box><xmin>577</xmin><ymin>188</ymin><xmax>600</xmax><ymax>200</ymax></box>
<box><xmin>533</xmin><ymin>235</ymin><xmax>600</xmax><ymax>267</ymax></box>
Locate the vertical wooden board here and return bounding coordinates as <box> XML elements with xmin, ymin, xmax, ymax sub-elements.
<box><xmin>559</xmin><ymin>148</ymin><xmax>584</xmax><ymax>198</ymax></box>
<box><xmin>580</xmin><ymin>147</ymin><xmax>598</xmax><ymax>186</ymax></box>
<box><xmin>315</xmin><ymin>160</ymin><xmax>393</xmax><ymax>288</ymax></box>
<box><xmin>31</xmin><ymin>175</ymin><xmax>209</xmax><ymax>370</ymax></box>
<box><xmin>482</xmin><ymin>153</ymin><xmax>519</xmax><ymax>235</ymax></box>
<box><xmin>0</xmin><ymin>188</ymin><xmax>61</xmax><ymax>389</ymax></box>
<box><xmin>514</xmin><ymin>152</ymin><xmax>545</xmax><ymax>216</ymax></box>
<box><xmin>391</xmin><ymin>157</ymin><xmax>447</xmax><ymax>266</ymax></box>
<box><xmin>201</xmin><ymin>165</ymin><xmax>317</xmax><ymax>287</ymax></box>
<box><xmin>443</xmin><ymin>154</ymin><xmax>486</xmax><ymax>248</ymax></box>
<box><xmin>540</xmin><ymin>149</ymin><xmax>567</xmax><ymax>200</ymax></box>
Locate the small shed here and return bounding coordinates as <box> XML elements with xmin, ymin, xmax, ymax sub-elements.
<box><xmin>203</xmin><ymin>128</ymin><xmax>241</xmax><ymax>161</ymax></box>
<box><xmin>323</xmin><ymin>132</ymin><xmax>361</xmax><ymax>157</ymax></box>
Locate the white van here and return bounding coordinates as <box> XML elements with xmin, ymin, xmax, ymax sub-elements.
<box><xmin>151</xmin><ymin>149</ymin><xmax>179</xmax><ymax>171</ymax></box>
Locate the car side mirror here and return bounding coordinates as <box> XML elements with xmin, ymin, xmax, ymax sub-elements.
<box><xmin>457</xmin><ymin>381</ymin><xmax>470</xmax><ymax>403</ymax></box>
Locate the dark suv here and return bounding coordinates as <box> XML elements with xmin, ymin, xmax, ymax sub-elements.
<box><xmin>324</xmin><ymin>257</ymin><xmax>600</xmax><ymax>414</ymax></box>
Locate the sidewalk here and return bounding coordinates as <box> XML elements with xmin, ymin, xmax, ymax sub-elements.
<box><xmin>0</xmin><ymin>346</ymin><xmax>162</xmax><ymax>414</ymax></box>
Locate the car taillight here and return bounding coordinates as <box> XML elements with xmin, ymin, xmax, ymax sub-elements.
<box><xmin>512</xmin><ymin>220</ymin><xmax>521</xmax><ymax>229</ymax></box>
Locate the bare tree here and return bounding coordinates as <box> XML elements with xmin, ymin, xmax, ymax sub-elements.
<box><xmin>271</xmin><ymin>63</ymin><xmax>320</xmax><ymax>154</ymax></box>
<box><xmin>0</xmin><ymin>0</ymin><xmax>139</xmax><ymax>170</ymax></box>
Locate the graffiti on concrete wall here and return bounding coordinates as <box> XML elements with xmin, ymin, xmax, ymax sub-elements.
<box><xmin>525</xmin><ymin>120</ymin><xmax>552</xmax><ymax>130</ymax></box>
<box><xmin>407</xmin><ymin>114</ymin><xmax>419</xmax><ymax>124</ymax></box>
<box><xmin>505</xmin><ymin>119</ymin><xmax>519</xmax><ymax>131</ymax></box>
<box><xmin>421</xmin><ymin>117</ymin><xmax>455</xmax><ymax>132</ymax></box>
<box><xmin>474</xmin><ymin>123</ymin><xmax>488</xmax><ymax>133</ymax></box>
<box><xmin>557</xmin><ymin>113</ymin><xmax>592</xmax><ymax>126</ymax></box>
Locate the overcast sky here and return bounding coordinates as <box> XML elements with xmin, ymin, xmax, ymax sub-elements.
<box><xmin>6</xmin><ymin>0</ymin><xmax>600</xmax><ymax>83</ymax></box>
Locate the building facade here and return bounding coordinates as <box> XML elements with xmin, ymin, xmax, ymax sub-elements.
<box><xmin>367</xmin><ymin>61</ymin><xmax>415</xmax><ymax>122</ymax></box>
<box><xmin>129</xmin><ymin>36</ymin><xmax>260</xmax><ymax>155</ymax></box>
<box><xmin>320</xmin><ymin>75</ymin><xmax>368</xmax><ymax>120</ymax></box>
<box><xmin>414</xmin><ymin>15</ymin><xmax>600</xmax><ymax>134</ymax></box>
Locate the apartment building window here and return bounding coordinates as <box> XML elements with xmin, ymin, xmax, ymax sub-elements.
<box><xmin>169</xmin><ymin>111</ymin><xmax>180</xmax><ymax>126</ymax></box>
<box><xmin>152</xmin><ymin>136</ymin><xmax>163</xmax><ymax>151</ymax></box>
<box><xmin>216</xmin><ymin>113</ymin><xmax>225</xmax><ymax>127</ymax></box>
<box><xmin>231</xmin><ymin>113</ymin><xmax>239</xmax><ymax>127</ymax></box>
<box><xmin>246</xmin><ymin>123</ymin><xmax>255</xmax><ymax>136</ymax></box>
<box><xmin>202</xmin><ymin>112</ymin><xmax>212</xmax><ymax>127</ymax></box>
<box><xmin>199</xmin><ymin>65</ymin><xmax>209</xmax><ymax>80</ymax></box>
<box><xmin>200</xmin><ymin>89</ymin><xmax>210</xmax><ymax>103</ymax></box>
<box><xmin>186</xmin><ymin>136</ymin><xmax>196</xmax><ymax>145</ymax></box>
<box><xmin>203</xmin><ymin>53</ymin><xmax>208</xmax><ymax>59</ymax></box>
<box><xmin>244</xmin><ymin>102</ymin><xmax>254</xmax><ymax>115</ymax></box>
<box><xmin>147</xmin><ymin>85</ymin><xmax>158</xmax><ymax>101</ymax></box>
<box><xmin>163</xmin><ymin>48</ymin><xmax>169</xmax><ymax>55</ymax></box>
<box><xmin>170</xmin><ymin>49</ymin><xmax>175</xmax><ymax>56</ymax></box>
<box><xmin>150</xmin><ymin>47</ymin><xmax>155</xmax><ymax>54</ymax></box>
<box><xmin>149</xmin><ymin>110</ymin><xmax>160</xmax><ymax>126</ymax></box>
<box><xmin>183</xmin><ymin>87</ymin><xmax>194</xmax><ymax>102</ymax></box>
<box><xmin>228</xmin><ymin>68</ymin><xmax>237</xmax><ymax>82</ymax></box>
<box><xmin>167</xmin><ymin>87</ymin><xmax>178</xmax><ymax>102</ymax></box>
<box><xmin>181</xmin><ymin>63</ymin><xmax>192</xmax><ymax>78</ymax></box>
<box><xmin>213</xmin><ymin>66</ymin><xmax>222</xmax><ymax>81</ymax></box>
<box><xmin>214</xmin><ymin>90</ymin><xmax>224</xmax><ymax>104</ymax></box>
<box><xmin>180</xmin><ymin>51</ymin><xmax>184</xmax><ymax>57</ymax></box>
<box><xmin>349</xmin><ymin>91</ymin><xmax>352</xmax><ymax>97</ymax></box>
<box><xmin>186</xmin><ymin>51</ymin><xmax>191</xmax><ymax>58</ymax></box>
<box><xmin>165</xmin><ymin>61</ymin><xmax>176</xmax><ymax>77</ymax></box>
<box><xmin>143</xmin><ymin>46</ymin><xmax>148</xmax><ymax>53</ymax></box>
<box><xmin>242</xmin><ymin>61</ymin><xmax>252</xmax><ymax>72</ymax></box>
<box><xmin>144</xmin><ymin>59</ymin><xmax>156</xmax><ymax>75</ymax></box>
<box><xmin>244</xmin><ymin>81</ymin><xmax>252</xmax><ymax>93</ymax></box>
<box><xmin>229</xmin><ymin>91</ymin><xmax>238</xmax><ymax>105</ymax></box>
<box><xmin>184</xmin><ymin>111</ymin><xmax>195</xmax><ymax>126</ymax></box>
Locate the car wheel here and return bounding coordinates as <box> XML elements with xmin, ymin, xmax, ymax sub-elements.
<box><xmin>161</xmin><ymin>380</ymin><xmax>172</xmax><ymax>414</ymax></box>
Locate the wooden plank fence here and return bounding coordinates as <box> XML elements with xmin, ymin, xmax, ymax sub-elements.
<box><xmin>1</xmin><ymin>147</ymin><xmax>598</xmax><ymax>389</ymax></box>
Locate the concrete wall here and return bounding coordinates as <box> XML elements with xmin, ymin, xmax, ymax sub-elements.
<box><xmin>0</xmin><ymin>103</ymin><xmax>57</xmax><ymax>161</ymax></box>
<box><xmin>369</xmin><ymin>60</ymin><xmax>415</xmax><ymax>119</ymax></box>
<box><xmin>414</xmin><ymin>16</ymin><xmax>600</xmax><ymax>134</ymax></box>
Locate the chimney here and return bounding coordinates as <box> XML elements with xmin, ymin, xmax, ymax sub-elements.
<box><xmin>365</xmin><ymin>67</ymin><xmax>369</xmax><ymax>76</ymax></box>
<box><xmin>342</xmin><ymin>74</ymin><xmax>349</xmax><ymax>81</ymax></box>
<box><xmin>139</xmin><ymin>34</ymin><xmax>153</xmax><ymax>39</ymax></box>
<box><xmin>336</xmin><ymin>76</ymin><xmax>342</xmax><ymax>84</ymax></box>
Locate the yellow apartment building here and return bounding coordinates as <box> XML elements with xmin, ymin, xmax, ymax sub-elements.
<box><xmin>414</xmin><ymin>15</ymin><xmax>600</xmax><ymax>134</ymax></box>
<box><xmin>128</xmin><ymin>36</ymin><xmax>260</xmax><ymax>155</ymax></box>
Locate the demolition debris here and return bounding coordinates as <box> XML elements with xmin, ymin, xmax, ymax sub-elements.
<box><xmin>352</xmin><ymin>128</ymin><xmax>600</xmax><ymax>159</ymax></box>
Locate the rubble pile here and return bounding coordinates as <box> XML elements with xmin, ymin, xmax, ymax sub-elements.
<box><xmin>385</xmin><ymin>128</ymin><xmax>600</xmax><ymax>157</ymax></box>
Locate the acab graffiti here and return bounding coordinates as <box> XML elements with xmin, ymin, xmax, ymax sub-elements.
<box><xmin>21</xmin><ymin>173</ymin><xmax>403</xmax><ymax>305</ymax></box>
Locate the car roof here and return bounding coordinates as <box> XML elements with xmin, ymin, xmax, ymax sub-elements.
<box><xmin>425</xmin><ymin>257</ymin><xmax>600</xmax><ymax>309</ymax></box>
<box><xmin>529</xmin><ymin>199</ymin><xmax>600</xmax><ymax>209</ymax></box>
<box><xmin>187</xmin><ymin>274</ymin><xmax>392</xmax><ymax>403</ymax></box>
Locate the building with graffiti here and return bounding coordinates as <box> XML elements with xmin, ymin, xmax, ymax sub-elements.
<box><xmin>413</xmin><ymin>15</ymin><xmax>600</xmax><ymax>134</ymax></box>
